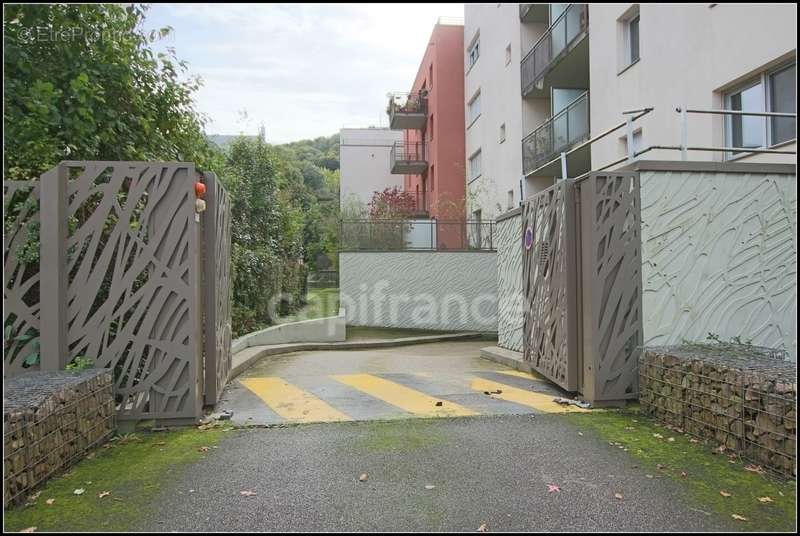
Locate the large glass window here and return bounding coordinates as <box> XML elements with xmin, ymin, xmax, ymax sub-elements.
<box><xmin>725</xmin><ymin>63</ymin><xmax>796</xmax><ymax>156</ymax></box>
<box><xmin>628</xmin><ymin>15</ymin><xmax>640</xmax><ymax>64</ymax></box>
<box><xmin>467</xmin><ymin>38</ymin><xmax>480</xmax><ymax>69</ymax></box>
<box><xmin>770</xmin><ymin>64</ymin><xmax>797</xmax><ymax>145</ymax></box>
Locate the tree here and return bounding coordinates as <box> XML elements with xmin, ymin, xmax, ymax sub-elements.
<box><xmin>3</xmin><ymin>4</ymin><xmax>222</xmax><ymax>180</ymax></box>
<box><xmin>368</xmin><ymin>187</ymin><xmax>418</xmax><ymax>219</ymax></box>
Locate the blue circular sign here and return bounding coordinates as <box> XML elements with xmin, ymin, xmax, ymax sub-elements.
<box><xmin>524</xmin><ymin>227</ymin><xmax>533</xmax><ymax>250</ymax></box>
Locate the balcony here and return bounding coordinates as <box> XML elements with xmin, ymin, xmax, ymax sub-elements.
<box><xmin>519</xmin><ymin>4</ymin><xmax>548</xmax><ymax>23</ymax></box>
<box><xmin>390</xmin><ymin>141</ymin><xmax>427</xmax><ymax>174</ymax></box>
<box><xmin>522</xmin><ymin>91</ymin><xmax>590</xmax><ymax>177</ymax></box>
<box><xmin>387</xmin><ymin>92</ymin><xmax>428</xmax><ymax>130</ymax></box>
<box><xmin>521</xmin><ymin>3</ymin><xmax>589</xmax><ymax>98</ymax></box>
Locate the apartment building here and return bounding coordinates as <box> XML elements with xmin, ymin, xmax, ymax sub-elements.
<box><xmin>466</xmin><ymin>3</ymin><xmax>797</xmax><ymax>217</ymax></box>
<box><xmin>387</xmin><ymin>18</ymin><xmax>467</xmax><ymax>222</ymax></box>
<box><xmin>339</xmin><ymin>127</ymin><xmax>404</xmax><ymax>211</ymax></box>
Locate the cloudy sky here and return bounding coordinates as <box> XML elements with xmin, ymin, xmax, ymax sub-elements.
<box><xmin>145</xmin><ymin>3</ymin><xmax>465</xmax><ymax>143</ymax></box>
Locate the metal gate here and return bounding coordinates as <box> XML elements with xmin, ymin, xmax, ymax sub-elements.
<box><xmin>522</xmin><ymin>172</ymin><xmax>642</xmax><ymax>405</ymax></box>
<box><xmin>3</xmin><ymin>161</ymin><xmax>232</xmax><ymax>423</ymax></box>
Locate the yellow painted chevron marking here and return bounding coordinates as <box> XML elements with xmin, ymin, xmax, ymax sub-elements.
<box><xmin>240</xmin><ymin>377</ymin><xmax>352</xmax><ymax>423</ymax></box>
<box><xmin>494</xmin><ymin>369</ymin><xmax>548</xmax><ymax>382</ymax></box>
<box><xmin>333</xmin><ymin>374</ymin><xmax>478</xmax><ymax>418</ymax></box>
<box><xmin>471</xmin><ymin>377</ymin><xmax>589</xmax><ymax>413</ymax></box>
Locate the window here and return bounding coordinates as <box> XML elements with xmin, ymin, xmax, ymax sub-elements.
<box><xmin>430</xmin><ymin>165</ymin><xmax>434</xmax><ymax>191</ymax></box>
<box><xmin>507</xmin><ymin>190</ymin><xmax>515</xmax><ymax>210</ymax></box>
<box><xmin>467</xmin><ymin>37</ymin><xmax>480</xmax><ymax>69</ymax></box>
<box><xmin>769</xmin><ymin>64</ymin><xmax>796</xmax><ymax>145</ymax></box>
<box><xmin>429</xmin><ymin>115</ymin><xmax>434</xmax><ymax>141</ymax></box>
<box><xmin>469</xmin><ymin>150</ymin><xmax>482</xmax><ymax>181</ymax></box>
<box><xmin>499</xmin><ymin>123</ymin><xmax>506</xmax><ymax>143</ymax></box>
<box><xmin>468</xmin><ymin>91</ymin><xmax>481</xmax><ymax>125</ymax></box>
<box><xmin>619</xmin><ymin>6</ymin><xmax>640</xmax><ymax>71</ymax></box>
<box><xmin>505</xmin><ymin>44</ymin><xmax>512</xmax><ymax>66</ymax></box>
<box><xmin>725</xmin><ymin>63</ymin><xmax>797</xmax><ymax>156</ymax></box>
<box><xmin>429</xmin><ymin>64</ymin><xmax>433</xmax><ymax>88</ymax></box>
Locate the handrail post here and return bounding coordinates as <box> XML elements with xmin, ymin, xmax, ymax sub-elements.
<box><xmin>560</xmin><ymin>152</ymin><xmax>568</xmax><ymax>180</ymax></box>
<box><xmin>680</xmin><ymin>105</ymin><xmax>688</xmax><ymax>161</ymax></box>
<box><xmin>626</xmin><ymin>115</ymin><xmax>635</xmax><ymax>161</ymax></box>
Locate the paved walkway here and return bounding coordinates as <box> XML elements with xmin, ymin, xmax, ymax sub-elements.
<box><xmin>141</xmin><ymin>415</ymin><xmax>733</xmax><ymax>532</ymax></box>
<box><xmin>218</xmin><ymin>341</ymin><xmax>587</xmax><ymax>426</ymax></box>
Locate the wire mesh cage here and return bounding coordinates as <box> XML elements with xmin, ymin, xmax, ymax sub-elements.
<box><xmin>639</xmin><ymin>344</ymin><xmax>796</xmax><ymax>478</ymax></box>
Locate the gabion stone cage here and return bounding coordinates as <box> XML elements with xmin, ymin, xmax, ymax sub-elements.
<box><xmin>640</xmin><ymin>345</ymin><xmax>796</xmax><ymax>477</ymax></box>
<box><xmin>3</xmin><ymin>369</ymin><xmax>115</xmax><ymax>506</ymax></box>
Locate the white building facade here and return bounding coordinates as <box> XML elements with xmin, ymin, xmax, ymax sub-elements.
<box><xmin>339</xmin><ymin>127</ymin><xmax>405</xmax><ymax>212</ymax></box>
<box><xmin>465</xmin><ymin>3</ymin><xmax>796</xmax><ymax>216</ymax></box>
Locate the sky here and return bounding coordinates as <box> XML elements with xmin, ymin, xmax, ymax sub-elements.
<box><xmin>144</xmin><ymin>3</ymin><xmax>465</xmax><ymax>143</ymax></box>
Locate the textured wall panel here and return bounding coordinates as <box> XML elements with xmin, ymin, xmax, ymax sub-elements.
<box><xmin>521</xmin><ymin>181</ymin><xmax>579</xmax><ymax>391</ymax></box>
<box><xmin>640</xmin><ymin>171</ymin><xmax>797</xmax><ymax>360</ymax></box>
<box><xmin>340</xmin><ymin>252</ymin><xmax>498</xmax><ymax>331</ymax></box>
<box><xmin>496</xmin><ymin>214</ymin><xmax>523</xmax><ymax>352</ymax></box>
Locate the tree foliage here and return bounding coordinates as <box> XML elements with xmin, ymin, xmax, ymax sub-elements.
<box><xmin>3</xmin><ymin>3</ymin><xmax>222</xmax><ymax>180</ymax></box>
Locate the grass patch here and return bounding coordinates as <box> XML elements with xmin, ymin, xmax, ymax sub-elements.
<box><xmin>567</xmin><ymin>408</ymin><xmax>796</xmax><ymax>532</ymax></box>
<box><xmin>277</xmin><ymin>287</ymin><xmax>339</xmax><ymax>324</ymax></box>
<box><xmin>3</xmin><ymin>426</ymin><xmax>233</xmax><ymax>532</ymax></box>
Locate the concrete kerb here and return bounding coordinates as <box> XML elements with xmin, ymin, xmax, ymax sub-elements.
<box><xmin>479</xmin><ymin>345</ymin><xmax>537</xmax><ymax>374</ymax></box>
<box><xmin>229</xmin><ymin>331</ymin><xmax>497</xmax><ymax>380</ymax></box>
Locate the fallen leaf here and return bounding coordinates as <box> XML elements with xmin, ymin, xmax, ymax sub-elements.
<box><xmin>73</xmin><ymin>488</ymin><xmax>85</xmax><ymax>495</ymax></box>
<box><xmin>20</xmin><ymin>527</ymin><xmax>37</xmax><ymax>533</ymax></box>
<box><xmin>198</xmin><ymin>446</ymin><xmax>210</xmax><ymax>452</ymax></box>
<box><xmin>645</xmin><ymin>474</ymin><xmax>653</xmax><ymax>479</ymax></box>
<box><xmin>45</xmin><ymin>499</ymin><xmax>55</xmax><ymax>505</ymax></box>
<box><xmin>758</xmin><ymin>496</ymin><xmax>773</xmax><ymax>504</ymax></box>
<box><xmin>98</xmin><ymin>491</ymin><xmax>111</xmax><ymax>499</ymax></box>
<box><xmin>731</xmin><ymin>514</ymin><xmax>748</xmax><ymax>522</ymax></box>
<box><xmin>27</xmin><ymin>491</ymin><xmax>41</xmax><ymax>502</ymax></box>
<box><xmin>577</xmin><ymin>432</ymin><xmax>583</xmax><ymax>436</ymax></box>
<box><xmin>614</xmin><ymin>493</ymin><xmax>623</xmax><ymax>500</ymax></box>
<box><xmin>744</xmin><ymin>464</ymin><xmax>765</xmax><ymax>474</ymax></box>
<box><xmin>425</xmin><ymin>484</ymin><xmax>436</xmax><ymax>490</ymax></box>
<box><xmin>434</xmin><ymin>401</ymin><xmax>443</xmax><ymax>407</ymax></box>
<box><xmin>719</xmin><ymin>491</ymin><xmax>732</xmax><ymax>497</ymax></box>
<box><xmin>656</xmin><ymin>464</ymin><xmax>665</xmax><ymax>470</ymax></box>
<box><xmin>680</xmin><ymin>471</ymin><xmax>687</xmax><ymax>478</ymax></box>
<box><xmin>667</xmin><ymin>437</ymin><xmax>676</xmax><ymax>442</ymax></box>
<box><xmin>688</xmin><ymin>438</ymin><xmax>699</xmax><ymax>443</ymax></box>
<box><xmin>359</xmin><ymin>473</ymin><xmax>368</xmax><ymax>482</ymax></box>
<box><xmin>546</xmin><ymin>484</ymin><xmax>561</xmax><ymax>493</ymax></box>
<box><xmin>476</xmin><ymin>523</ymin><xmax>488</xmax><ymax>532</ymax></box>
<box><xmin>653</xmin><ymin>433</ymin><xmax>663</xmax><ymax>439</ymax></box>
<box><xmin>239</xmin><ymin>490</ymin><xmax>257</xmax><ymax>497</ymax></box>
<box><xmin>86</xmin><ymin>453</ymin><xmax>95</xmax><ymax>459</ymax></box>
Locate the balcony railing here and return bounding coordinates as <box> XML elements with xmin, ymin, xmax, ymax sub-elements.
<box><xmin>522</xmin><ymin>91</ymin><xmax>589</xmax><ymax>176</ymax></box>
<box><xmin>521</xmin><ymin>3</ymin><xmax>588</xmax><ymax>96</ymax></box>
<box><xmin>390</xmin><ymin>141</ymin><xmax>427</xmax><ymax>174</ymax></box>
<box><xmin>340</xmin><ymin>219</ymin><xmax>495</xmax><ymax>252</ymax></box>
<box><xmin>387</xmin><ymin>91</ymin><xmax>428</xmax><ymax>130</ymax></box>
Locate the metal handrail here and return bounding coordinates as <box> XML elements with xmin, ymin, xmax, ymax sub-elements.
<box><xmin>676</xmin><ymin>106</ymin><xmax>797</xmax><ymax>160</ymax></box>
<box><xmin>522</xmin><ymin>91</ymin><xmax>590</xmax><ymax>175</ymax></box>
<box><xmin>521</xmin><ymin>3</ymin><xmax>588</xmax><ymax>95</ymax></box>
<box><xmin>340</xmin><ymin>219</ymin><xmax>496</xmax><ymax>252</ymax></box>
<box><xmin>390</xmin><ymin>141</ymin><xmax>426</xmax><ymax>163</ymax></box>
<box><xmin>387</xmin><ymin>92</ymin><xmax>428</xmax><ymax>116</ymax></box>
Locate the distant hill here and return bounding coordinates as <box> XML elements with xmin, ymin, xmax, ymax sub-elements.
<box><xmin>207</xmin><ymin>133</ymin><xmax>260</xmax><ymax>149</ymax></box>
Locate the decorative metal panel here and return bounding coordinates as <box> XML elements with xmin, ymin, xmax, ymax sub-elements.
<box><xmin>3</xmin><ymin>181</ymin><xmax>41</xmax><ymax>376</ymax></box>
<box><xmin>578</xmin><ymin>172</ymin><xmax>642</xmax><ymax>403</ymax></box>
<box><xmin>202</xmin><ymin>172</ymin><xmax>232</xmax><ymax>405</ymax></box>
<box><xmin>522</xmin><ymin>181</ymin><xmax>579</xmax><ymax>391</ymax></box>
<box><xmin>61</xmin><ymin>162</ymin><xmax>203</xmax><ymax>421</ymax></box>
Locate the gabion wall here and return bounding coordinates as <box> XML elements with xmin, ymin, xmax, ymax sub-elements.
<box><xmin>640</xmin><ymin>345</ymin><xmax>796</xmax><ymax>477</ymax></box>
<box><xmin>3</xmin><ymin>369</ymin><xmax>115</xmax><ymax>506</ymax></box>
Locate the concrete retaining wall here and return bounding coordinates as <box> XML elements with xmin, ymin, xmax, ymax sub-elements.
<box><xmin>339</xmin><ymin>252</ymin><xmax>498</xmax><ymax>332</ymax></box>
<box><xmin>231</xmin><ymin>308</ymin><xmax>346</xmax><ymax>354</ymax></box>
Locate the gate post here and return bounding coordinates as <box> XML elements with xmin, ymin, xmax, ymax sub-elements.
<box><xmin>39</xmin><ymin>164</ymin><xmax>68</xmax><ymax>371</ymax></box>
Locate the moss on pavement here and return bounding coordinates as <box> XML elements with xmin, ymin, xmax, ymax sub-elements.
<box><xmin>567</xmin><ymin>408</ymin><xmax>796</xmax><ymax>532</ymax></box>
<box><xmin>3</xmin><ymin>425</ymin><xmax>232</xmax><ymax>533</ymax></box>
